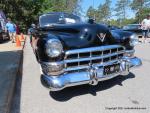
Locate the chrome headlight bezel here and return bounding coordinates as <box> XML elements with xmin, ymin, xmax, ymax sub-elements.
<box><xmin>129</xmin><ymin>34</ymin><xmax>139</xmax><ymax>47</ymax></box>
<box><xmin>45</xmin><ymin>39</ymin><xmax>63</xmax><ymax>58</ymax></box>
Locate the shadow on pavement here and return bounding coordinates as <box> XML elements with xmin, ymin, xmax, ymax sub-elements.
<box><xmin>10</xmin><ymin>68</ymin><xmax>23</xmax><ymax>113</ymax></box>
<box><xmin>49</xmin><ymin>73</ymin><xmax>135</xmax><ymax>102</ymax></box>
<box><xmin>0</xmin><ymin>50</ymin><xmax>23</xmax><ymax>113</ymax></box>
<box><xmin>0</xmin><ymin>39</ymin><xmax>10</xmax><ymax>44</ymax></box>
<box><xmin>9</xmin><ymin>51</ymin><xmax>23</xmax><ymax>113</ymax></box>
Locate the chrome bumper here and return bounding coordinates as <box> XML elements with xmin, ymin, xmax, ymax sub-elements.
<box><xmin>41</xmin><ymin>57</ymin><xmax>142</xmax><ymax>91</ymax></box>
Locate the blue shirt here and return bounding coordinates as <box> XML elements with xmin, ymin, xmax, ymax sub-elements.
<box><xmin>6</xmin><ymin>22</ymin><xmax>16</xmax><ymax>33</ymax></box>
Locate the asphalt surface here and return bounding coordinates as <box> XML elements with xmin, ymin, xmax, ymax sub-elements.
<box><xmin>11</xmin><ymin>38</ymin><xmax>150</xmax><ymax>113</ymax></box>
<box><xmin>0</xmin><ymin>40</ymin><xmax>23</xmax><ymax>113</ymax></box>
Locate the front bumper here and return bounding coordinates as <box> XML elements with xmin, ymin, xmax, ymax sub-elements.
<box><xmin>41</xmin><ymin>57</ymin><xmax>142</xmax><ymax>91</ymax></box>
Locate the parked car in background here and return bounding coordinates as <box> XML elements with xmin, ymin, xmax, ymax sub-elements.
<box><xmin>123</xmin><ymin>24</ymin><xmax>143</xmax><ymax>38</ymax></box>
<box><xmin>108</xmin><ymin>25</ymin><xmax>121</xmax><ymax>30</ymax></box>
<box><xmin>31</xmin><ymin>12</ymin><xmax>142</xmax><ymax>92</ymax></box>
<box><xmin>0</xmin><ymin>10</ymin><xmax>9</xmax><ymax>42</ymax></box>
<box><xmin>0</xmin><ymin>25</ymin><xmax>9</xmax><ymax>42</ymax></box>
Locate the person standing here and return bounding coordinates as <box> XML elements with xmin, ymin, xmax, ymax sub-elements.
<box><xmin>5</xmin><ymin>18</ymin><xmax>16</xmax><ymax>43</ymax></box>
<box><xmin>16</xmin><ymin>23</ymin><xmax>20</xmax><ymax>35</ymax></box>
<box><xmin>28</xmin><ymin>24</ymin><xmax>36</xmax><ymax>44</ymax></box>
<box><xmin>141</xmin><ymin>14</ymin><xmax>150</xmax><ymax>43</ymax></box>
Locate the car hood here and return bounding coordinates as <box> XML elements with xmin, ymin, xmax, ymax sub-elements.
<box><xmin>39</xmin><ymin>23</ymin><xmax>116</xmax><ymax>49</ymax></box>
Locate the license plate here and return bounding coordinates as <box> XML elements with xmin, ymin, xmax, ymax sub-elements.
<box><xmin>104</xmin><ymin>63</ymin><xmax>120</xmax><ymax>75</ymax></box>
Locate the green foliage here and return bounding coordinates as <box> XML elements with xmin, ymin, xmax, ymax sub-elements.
<box><xmin>114</xmin><ymin>0</ymin><xmax>130</xmax><ymax>22</ymax></box>
<box><xmin>86</xmin><ymin>0</ymin><xmax>111</xmax><ymax>23</ymax></box>
<box><xmin>97</xmin><ymin>0</ymin><xmax>111</xmax><ymax>22</ymax></box>
<box><xmin>87</xmin><ymin>6</ymin><xmax>96</xmax><ymax>19</ymax></box>
<box><xmin>109</xmin><ymin>18</ymin><xmax>136</xmax><ymax>27</ymax></box>
<box><xmin>130</xmin><ymin>0</ymin><xmax>149</xmax><ymax>11</ymax></box>
<box><xmin>135</xmin><ymin>7</ymin><xmax>150</xmax><ymax>23</ymax></box>
<box><xmin>130</xmin><ymin>0</ymin><xmax>150</xmax><ymax>22</ymax></box>
<box><xmin>0</xmin><ymin>0</ymin><xmax>81</xmax><ymax>32</ymax></box>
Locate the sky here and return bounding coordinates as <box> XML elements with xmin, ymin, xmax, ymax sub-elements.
<box><xmin>81</xmin><ymin>0</ymin><xmax>135</xmax><ymax>19</ymax></box>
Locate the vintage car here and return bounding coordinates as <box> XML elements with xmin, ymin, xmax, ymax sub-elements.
<box><xmin>31</xmin><ymin>12</ymin><xmax>142</xmax><ymax>91</ymax></box>
<box><xmin>108</xmin><ymin>25</ymin><xmax>121</xmax><ymax>30</ymax></box>
<box><xmin>0</xmin><ymin>11</ymin><xmax>9</xmax><ymax>42</ymax></box>
<box><xmin>123</xmin><ymin>24</ymin><xmax>144</xmax><ymax>38</ymax></box>
<box><xmin>0</xmin><ymin>27</ymin><xmax>9</xmax><ymax>42</ymax></box>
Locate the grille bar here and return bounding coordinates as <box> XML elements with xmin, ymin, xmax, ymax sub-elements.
<box><xmin>65</xmin><ymin>51</ymin><xmax>124</xmax><ymax>63</ymax></box>
<box><xmin>64</xmin><ymin>59</ymin><xmax>119</xmax><ymax>72</ymax></box>
<box><xmin>65</xmin><ymin>45</ymin><xmax>124</xmax><ymax>55</ymax></box>
<box><xmin>64</xmin><ymin>45</ymin><xmax>125</xmax><ymax>71</ymax></box>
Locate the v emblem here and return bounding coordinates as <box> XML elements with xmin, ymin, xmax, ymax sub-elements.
<box><xmin>97</xmin><ymin>33</ymin><xmax>106</xmax><ymax>42</ymax></box>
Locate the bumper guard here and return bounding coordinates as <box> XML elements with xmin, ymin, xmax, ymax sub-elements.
<box><xmin>41</xmin><ymin>57</ymin><xmax>142</xmax><ymax>91</ymax></box>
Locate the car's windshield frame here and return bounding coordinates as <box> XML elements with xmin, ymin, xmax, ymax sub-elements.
<box><xmin>39</xmin><ymin>12</ymin><xmax>82</xmax><ymax>27</ymax></box>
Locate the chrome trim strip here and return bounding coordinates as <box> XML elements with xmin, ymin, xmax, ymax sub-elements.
<box><xmin>65</xmin><ymin>45</ymin><xmax>125</xmax><ymax>55</ymax></box>
<box><xmin>124</xmin><ymin>49</ymin><xmax>135</xmax><ymax>57</ymax></box>
<box><xmin>41</xmin><ymin>57</ymin><xmax>142</xmax><ymax>91</ymax></box>
<box><xmin>64</xmin><ymin>59</ymin><xmax>119</xmax><ymax>72</ymax></box>
<box><xmin>125</xmin><ymin>49</ymin><xmax>135</xmax><ymax>54</ymax></box>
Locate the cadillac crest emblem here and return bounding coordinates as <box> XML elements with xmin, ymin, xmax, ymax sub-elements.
<box><xmin>97</xmin><ymin>33</ymin><xmax>106</xmax><ymax>42</ymax></box>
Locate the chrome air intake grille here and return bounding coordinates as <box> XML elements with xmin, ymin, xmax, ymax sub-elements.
<box><xmin>64</xmin><ymin>45</ymin><xmax>125</xmax><ymax>71</ymax></box>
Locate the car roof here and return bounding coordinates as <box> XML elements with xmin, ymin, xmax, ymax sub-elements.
<box><xmin>40</xmin><ymin>12</ymin><xmax>74</xmax><ymax>17</ymax></box>
<box><xmin>127</xmin><ymin>24</ymin><xmax>141</xmax><ymax>26</ymax></box>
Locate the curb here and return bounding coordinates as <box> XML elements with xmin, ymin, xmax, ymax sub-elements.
<box><xmin>5</xmin><ymin>38</ymin><xmax>26</xmax><ymax>113</ymax></box>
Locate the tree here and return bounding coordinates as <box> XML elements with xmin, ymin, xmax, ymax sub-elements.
<box><xmin>109</xmin><ymin>18</ymin><xmax>136</xmax><ymax>26</ymax></box>
<box><xmin>135</xmin><ymin>7</ymin><xmax>150</xmax><ymax>23</ymax></box>
<box><xmin>130</xmin><ymin>0</ymin><xmax>150</xmax><ymax>22</ymax></box>
<box><xmin>72</xmin><ymin>0</ymin><xmax>83</xmax><ymax>15</ymax></box>
<box><xmin>130</xmin><ymin>0</ymin><xmax>149</xmax><ymax>11</ymax></box>
<box><xmin>0</xmin><ymin>0</ymin><xmax>82</xmax><ymax>32</ymax></box>
<box><xmin>86</xmin><ymin>6</ymin><xmax>96</xmax><ymax>19</ymax></box>
<box><xmin>97</xmin><ymin>0</ymin><xmax>111</xmax><ymax>22</ymax></box>
<box><xmin>114</xmin><ymin>0</ymin><xmax>130</xmax><ymax>26</ymax></box>
<box><xmin>86</xmin><ymin>0</ymin><xmax>111</xmax><ymax>23</ymax></box>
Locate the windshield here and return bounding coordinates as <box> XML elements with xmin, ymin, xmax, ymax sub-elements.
<box><xmin>123</xmin><ymin>25</ymin><xmax>141</xmax><ymax>30</ymax></box>
<box><xmin>39</xmin><ymin>13</ymin><xmax>82</xmax><ymax>27</ymax></box>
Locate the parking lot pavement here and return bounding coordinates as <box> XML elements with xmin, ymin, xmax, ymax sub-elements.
<box><xmin>0</xmin><ymin>41</ymin><xmax>24</xmax><ymax>113</ymax></box>
<box><xmin>11</xmin><ymin>39</ymin><xmax>150</xmax><ymax>113</ymax></box>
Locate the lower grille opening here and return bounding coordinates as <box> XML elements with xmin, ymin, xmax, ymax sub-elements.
<box><xmin>111</xmin><ymin>55</ymin><xmax>117</xmax><ymax>60</ymax></box>
<box><xmin>103</xmin><ymin>58</ymin><xmax>110</xmax><ymax>62</ymax></box>
<box><xmin>80</xmin><ymin>61</ymin><xmax>90</xmax><ymax>66</ymax></box>
<box><xmin>103</xmin><ymin>50</ymin><xmax>111</xmax><ymax>54</ymax></box>
<box><xmin>67</xmin><ymin>54</ymin><xmax>78</xmax><ymax>59</ymax></box>
<box><xmin>92</xmin><ymin>51</ymin><xmax>102</xmax><ymax>56</ymax></box>
<box><xmin>111</xmin><ymin>48</ymin><xmax>117</xmax><ymax>53</ymax></box>
<box><xmin>67</xmin><ymin>62</ymin><xmax>78</xmax><ymax>67</ymax></box>
<box><xmin>92</xmin><ymin>59</ymin><xmax>102</xmax><ymax>64</ymax></box>
<box><xmin>118</xmin><ymin>53</ymin><xmax>124</xmax><ymax>58</ymax></box>
<box><xmin>79</xmin><ymin>52</ymin><xmax>90</xmax><ymax>58</ymax></box>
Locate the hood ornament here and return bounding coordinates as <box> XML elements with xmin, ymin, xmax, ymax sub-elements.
<box><xmin>97</xmin><ymin>33</ymin><xmax>106</xmax><ymax>42</ymax></box>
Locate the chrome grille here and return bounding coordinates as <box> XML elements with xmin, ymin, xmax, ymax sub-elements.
<box><xmin>64</xmin><ymin>45</ymin><xmax>125</xmax><ymax>71</ymax></box>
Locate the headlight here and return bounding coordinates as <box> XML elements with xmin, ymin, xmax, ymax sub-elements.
<box><xmin>46</xmin><ymin>39</ymin><xmax>63</xmax><ymax>58</ymax></box>
<box><xmin>129</xmin><ymin>34</ymin><xmax>139</xmax><ymax>46</ymax></box>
